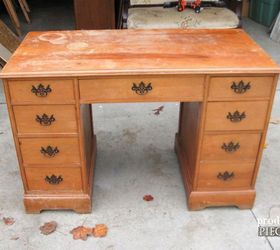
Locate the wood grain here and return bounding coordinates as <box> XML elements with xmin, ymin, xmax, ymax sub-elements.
<box><xmin>13</xmin><ymin>105</ymin><xmax>78</xmax><ymax>135</ymax></box>
<box><xmin>200</xmin><ymin>133</ymin><xmax>261</xmax><ymax>162</ymax></box>
<box><xmin>1</xmin><ymin>29</ymin><xmax>279</xmax><ymax>78</ymax></box>
<box><xmin>25</xmin><ymin>167</ymin><xmax>83</xmax><ymax>192</ymax></box>
<box><xmin>9</xmin><ymin>79</ymin><xmax>75</xmax><ymax>104</ymax></box>
<box><xmin>79</xmin><ymin>76</ymin><xmax>204</xmax><ymax>103</ymax></box>
<box><xmin>197</xmin><ymin>162</ymin><xmax>255</xmax><ymax>190</ymax></box>
<box><xmin>74</xmin><ymin>0</ymin><xmax>115</xmax><ymax>29</ymax></box>
<box><xmin>205</xmin><ymin>101</ymin><xmax>269</xmax><ymax>131</ymax></box>
<box><xmin>208</xmin><ymin>76</ymin><xmax>274</xmax><ymax>100</ymax></box>
<box><xmin>19</xmin><ymin>137</ymin><xmax>81</xmax><ymax>166</ymax></box>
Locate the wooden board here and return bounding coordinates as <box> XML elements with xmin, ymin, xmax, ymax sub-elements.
<box><xmin>74</xmin><ymin>0</ymin><xmax>115</xmax><ymax>29</ymax></box>
<box><xmin>0</xmin><ymin>19</ymin><xmax>20</xmax><ymax>53</ymax></box>
<box><xmin>1</xmin><ymin>29</ymin><xmax>280</xmax><ymax>78</ymax></box>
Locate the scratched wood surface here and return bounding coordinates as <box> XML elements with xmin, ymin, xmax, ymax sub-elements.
<box><xmin>1</xmin><ymin>29</ymin><xmax>280</xmax><ymax>78</ymax></box>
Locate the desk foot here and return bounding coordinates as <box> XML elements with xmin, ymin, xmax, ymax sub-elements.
<box><xmin>174</xmin><ymin>133</ymin><xmax>256</xmax><ymax>211</ymax></box>
<box><xmin>187</xmin><ymin>190</ymin><xmax>256</xmax><ymax>211</ymax></box>
<box><xmin>24</xmin><ymin>194</ymin><xmax>92</xmax><ymax>214</ymax></box>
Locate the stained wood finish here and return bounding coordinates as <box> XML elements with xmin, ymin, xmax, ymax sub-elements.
<box><xmin>74</xmin><ymin>0</ymin><xmax>115</xmax><ymax>29</ymax></box>
<box><xmin>200</xmin><ymin>133</ymin><xmax>261</xmax><ymax>162</ymax></box>
<box><xmin>9</xmin><ymin>79</ymin><xmax>75</xmax><ymax>104</ymax></box>
<box><xmin>1</xmin><ymin>30</ymin><xmax>280</xmax><ymax>79</ymax></box>
<box><xmin>197</xmin><ymin>162</ymin><xmax>255</xmax><ymax>190</ymax></box>
<box><xmin>1</xmin><ymin>30</ymin><xmax>280</xmax><ymax>212</ymax></box>
<box><xmin>208</xmin><ymin>76</ymin><xmax>274</xmax><ymax>100</ymax></box>
<box><xmin>13</xmin><ymin>105</ymin><xmax>78</xmax><ymax>135</ymax></box>
<box><xmin>25</xmin><ymin>167</ymin><xmax>83</xmax><ymax>192</ymax></box>
<box><xmin>19</xmin><ymin>137</ymin><xmax>81</xmax><ymax>166</ymax></box>
<box><xmin>79</xmin><ymin>76</ymin><xmax>204</xmax><ymax>103</ymax></box>
<box><xmin>188</xmin><ymin>190</ymin><xmax>256</xmax><ymax>210</ymax></box>
<box><xmin>205</xmin><ymin>101</ymin><xmax>269</xmax><ymax>131</ymax></box>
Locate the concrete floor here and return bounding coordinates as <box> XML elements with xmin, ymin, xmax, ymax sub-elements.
<box><xmin>1</xmin><ymin>2</ymin><xmax>280</xmax><ymax>249</ymax></box>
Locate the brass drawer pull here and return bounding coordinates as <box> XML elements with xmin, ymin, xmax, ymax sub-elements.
<box><xmin>231</xmin><ymin>80</ymin><xmax>251</xmax><ymax>94</ymax></box>
<box><xmin>40</xmin><ymin>146</ymin><xmax>59</xmax><ymax>158</ymax></box>
<box><xmin>227</xmin><ymin>111</ymin><xmax>246</xmax><ymax>122</ymax></box>
<box><xmin>217</xmin><ymin>171</ymin><xmax>234</xmax><ymax>181</ymax></box>
<box><xmin>221</xmin><ymin>142</ymin><xmax>240</xmax><ymax>153</ymax></box>
<box><xmin>132</xmin><ymin>81</ymin><xmax>152</xmax><ymax>95</ymax></box>
<box><xmin>31</xmin><ymin>84</ymin><xmax>52</xmax><ymax>97</ymax></box>
<box><xmin>45</xmin><ymin>175</ymin><xmax>63</xmax><ymax>185</ymax></box>
<box><xmin>36</xmin><ymin>114</ymin><xmax>55</xmax><ymax>126</ymax></box>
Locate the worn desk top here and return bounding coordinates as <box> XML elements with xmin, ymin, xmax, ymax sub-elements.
<box><xmin>1</xmin><ymin>29</ymin><xmax>280</xmax><ymax>78</ymax></box>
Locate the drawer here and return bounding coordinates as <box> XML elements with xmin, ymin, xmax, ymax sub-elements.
<box><xmin>14</xmin><ymin>105</ymin><xmax>77</xmax><ymax>135</ymax></box>
<box><xmin>208</xmin><ymin>76</ymin><xmax>274</xmax><ymax>100</ymax></box>
<box><xmin>205</xmin><ymin>101</ymin><xmax>269</xmax><ymax>131</ymax></box>
<box><xmin>201</xmin><ymin>133</ymin><xmax>261</xmax><ymax>162</ymax></box>
<box><xmin>197</xmin><ymin>162</ymin><xmax>255</xmax><ymax>190</ymax></box>
<box><xmin>19</xmin><ymin>138</ymin><xmax>80</xmax><ymax>166</ymax></box>
<box><xmin>25</xmin><ymin>167</ymin><xmax>83</xmax><ymax>192</ymax></box>
<box><xmin>8</xmin><ymin>79</ymin><xmax>75</xmax><ymax>104</ymax></box>
<box><xmin>79</xmin><ymin>76</ymin><xmax>204</xmax><ymax>103</ymax></box>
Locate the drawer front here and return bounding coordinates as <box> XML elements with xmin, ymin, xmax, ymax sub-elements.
<box><xmin>201</xmin><ymin>133</ymin><xmax>261</xmax><ymax>162</ymax></box>
<box><xmin>79</xmin><ymin>76</ymin><xmax>204</xmax><ymax>103</ymax></box>
<box><xmin>9</xmin><ymin>79</ymin><xmax>75</xmax><ymax>104</ymax></box>
<box><xmin>25</xmin><ymin>167</ymin><xmax>82</xmax><ymax>191</ymax></box>
<box><xmin>205</xmin><ymin>101</ymin><xmax>269</xmax><ymax>131</ymax></box>
<box><xmin>19</xmin><ymin>138</ymin><xmax>80</xmax><ymax>166</ymax></box>
<box><xmin>209</xmin><ymin>76</ymin><xmax>274</xmax><ymax>100</ymax></box>
<box><xmin>14</xmin><ymin>105</ymin><xmax>77</xmax><ymax>134</ymax></box>
<box><xmin>197</xmin><ymin>162</ymin><xmax>255</xmax><ymax>190</ymax></box>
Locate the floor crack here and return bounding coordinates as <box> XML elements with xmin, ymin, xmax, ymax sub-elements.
<box><xmin>250</xmin><ymin>209</ymin><xmax>274</xmax><ymax>250</ymax></box>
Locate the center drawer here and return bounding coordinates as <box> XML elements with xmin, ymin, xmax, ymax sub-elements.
<box><xmin>79</xmin><ymin>76</ymin><xmax>204</xmax><ymax>103</ymax></box>
<box><xmin>19</xmin><ymin>138</ymin><xmax>81</xmax><ymax>166</ymax></box>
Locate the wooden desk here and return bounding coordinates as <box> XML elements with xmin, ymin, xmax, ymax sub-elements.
<box><xmin>1</xmin><ymin>29</ymin><xmax>279</xmax><ymax>213</ymax></box>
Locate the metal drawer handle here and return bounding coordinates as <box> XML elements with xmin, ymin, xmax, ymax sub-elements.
<box><xmin>31</xmin><ymin>84</ymin><xmax>52</xmax><ymax>97</ymax></box>
<box><xmin>217</xmin><ymin>171</ymin><xmax>234</xmax><ymax>181</ymax></box>
<box><xmin>45</xmin><ymin>175</ymin><xmax>63</xmax><ymax>185</ymax></box>
<box><xmin>132</xmin><ymin>81</ymin><xmax>152</xmax><ymax>95</ymax></box>
<box><xmin>231</xmin><ymin>80</ymin><xmax>251</xmax><ymax>94</ymax></box>
<box><xmin>221</xmin><ymin>142</ymin><xmax>240</xmax><ymax>153</ymax></box>
<box><xmin>36</xmin><ymin>114</ymin><xmax>55</xmax><ymax>126</ymax></box>
<box><xmin>40</xmin><ymin>146</ymin><xmax>59</xmax><ymax>158</ymax></box>
<box><xmin>227</xmin><ymin>111</ymin><xmax>246</xmax><ymax>122</ymax></box>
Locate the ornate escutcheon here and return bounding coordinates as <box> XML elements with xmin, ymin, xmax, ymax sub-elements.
<box><xmin>227</xmin><ymin>111</ymin><xmax>246</xmax><ymax>122</ymax></box>
<box><xmin>231</xmin><ymin>80</ymin><xmax>251</xmax><ymax>94</ymax></box>
<box><xmin>36</xmin><ymin>114</ymin><xmax>55</xmax><ymax>126</ymax></box>
<box><xmin>131</xmin><ymin>81</ymin><xmax>152</xmax><ymax>95</ymax></box>
<box><xmin>45</xmin><ymin>175</ymin><xmax>63</xmax><ymax>185</ymax></box>
<box><xmin>217</xmin><ymin>171</ymin><xmax>234</xmax><ymax>181</ymax></box>
<box><xmin>221</xmin><ymin>141</ymin><xmax>240</xmax><ymax>153</ymax></box>
<box><xmin>31</xmin><ymin>84</ymin><xmax>52</xmax><ymax>97</ymax></box>
<box><xmin>40</xmin><ymin>146</ymin><xmax>59</xmax><ymax>158</ymax></box>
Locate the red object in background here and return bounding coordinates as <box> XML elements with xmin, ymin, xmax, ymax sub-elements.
<box><xmin>178</xmin><ymin>0</ymin><xmax>202</xmax><ymax>13</ymax></box>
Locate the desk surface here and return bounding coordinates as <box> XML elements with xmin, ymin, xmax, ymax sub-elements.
<box><xmin>1</xmin><ymin>29</ymin><xmax>280</xmax><ymax>78</ymax></box>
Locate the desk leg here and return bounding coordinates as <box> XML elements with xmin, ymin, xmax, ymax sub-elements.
<box><xmin>175</xmin><ymin>102</ymin><xmax>203</xmax><ymax>209</ymax></box>
<box><xmin>22</xmin><ymin>104</ymin><xmax>97</xmax><ymax>214</ymax></box>
<box><xmin>175</xmin><ymin>102</ymin><xmax>256</xmax><ymax>211</ymax></box>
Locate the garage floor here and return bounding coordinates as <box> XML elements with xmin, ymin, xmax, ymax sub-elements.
<box><xmin>0</xmin><ymin>3</ymin><xmax>280</xmax><ymax>249</ymax></box>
